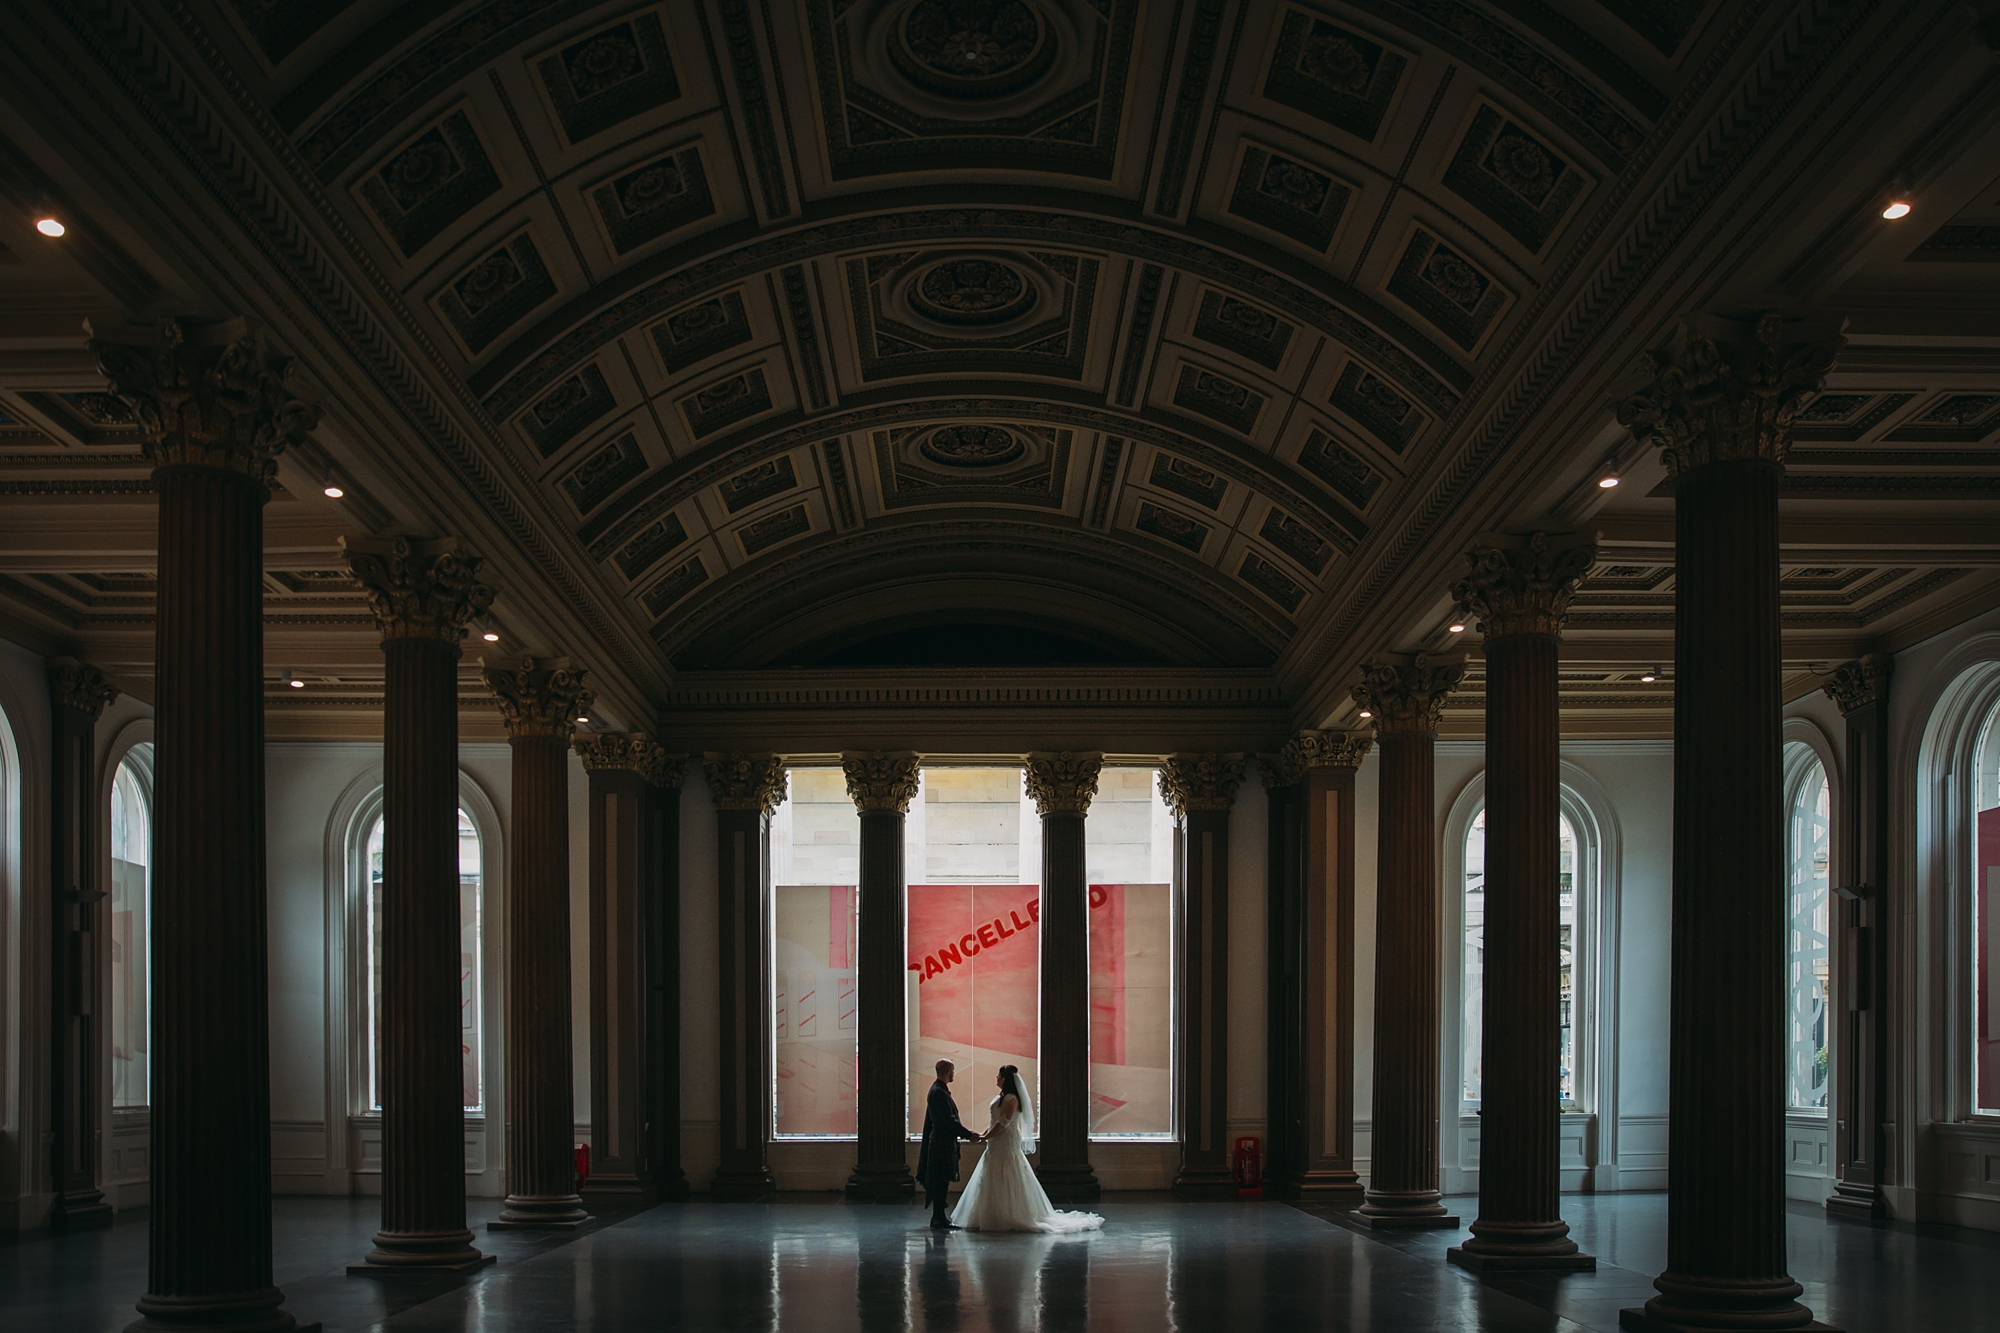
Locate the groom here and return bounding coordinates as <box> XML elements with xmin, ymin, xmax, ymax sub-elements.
<box><xmin>916</xmin><ymin>1058</ymin><xmax>980</xmax><ymax>1229</ymax></box>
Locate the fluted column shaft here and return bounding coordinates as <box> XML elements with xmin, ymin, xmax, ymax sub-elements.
<box><xmin>1457</xmin><ymin>633</ymin><xmax>1583</xmax><ymax>1263</ymax></box>
<box><xmin>141</xmin><ymin>466</ymin><xmax>292</xmax><ymax>1329</ymax></box>
<box><xmin>1262</xmin><ymin>771</ymin><xmax>1306</xmax><ymax>1196</ymax></box>
<box><xmin>1163</xmin><ymin>754</ymin><xmax>1244</xmax><ymax>1199</ymax></box>
<box><xmin>1826</xmin><ymin>656</ymin><xmax>1891</xmax><ymax>1221</ymax></box>
<box><xmin>367</xmin><ymin>636</ymin><xmax>486</xmax><ymax>1265</ymax></box>
<box><xmin>642</xmin><ymin>772</ymin><xmax>690</xmax><ymax>1199</ymax></box>
<box><xmin>583</xmin><ymin>759</ymin><xmax>647</xmax><ymax>1199</ymax></box>
<box><xmin>493</xmin><ymin>728</ymin><xmax>588</xmax><ymax>1228</ymax></box>
<box><xmin>49</xmin><ymin>661</ymin><xmax>116</xmax><ymax>1230</ymax></box>
<box><xmin>1360</xmin><ymin>729</ymin><xmax>1453</xmax><ymax>1226</ymax></box>
<box><xmin>849</xmin><ymin>806</ymin><xmax>914</xmax><ymax>1197</ymax></box>
<box><xmin>1036</xmin><ymin>808</ymin><xmax>1096</xmax><ymax>1199</ymax></box>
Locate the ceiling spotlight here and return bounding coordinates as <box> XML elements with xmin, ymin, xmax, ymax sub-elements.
<box><xmin>575</xmin><ymin>715</ymin><xmax>590</xmax><ymax>725</ymax></box>
<box><xmin>1597</xmin><ymin>473</ymin><xmax>1621</xmax><ymax>489</ymax></box>
<box><xmin>1357</xmin><ymin>708</ymin><xmax>1373</xmax><ymax>719</ymax></box>
<box><xmin>35</xmin><ymin>216</ymin><xmax>65</xmax><ymax>238</ymax></box>
<box><xmin>286</xmin><ymin>671</ymin><xmax>305</xmax><ymax>689</ymax></box>
<box><xmin>481</xmin><ymin>616</ymin><xmax>500</xmax><ymax>643</ymax></box>
<box><xmin>1640</xmin><ymin>666</ymin><xmax>1660</xmax><ymax>683</ymax></box>
<box><xmin>1881</xmin><ymin>199</ymin><xmax>1912</xmax><ymax>220</ymax></box>
<box><xmin>321</xmin><ymin>463</ymin><xmax>344</xmax><ymax>499</ymax></box>
<box><xmin>1447</xmin><ymin>621</ymin><xmax>1465</xmax><ymax>634</ymax></box>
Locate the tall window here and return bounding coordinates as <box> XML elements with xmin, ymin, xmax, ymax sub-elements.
<box><xmin>1787</xmin><ymin>757</ymin><xmax>1833</xmax><ymax>1111</ymax></box>
<box><xmin>905</xmin><ymin>766</ymin><xmax>1041</xmax><ymax>1137</ymax></box>
<box><xmin>1975</xmin><ymin>700</ymin><xmax>2000</xmax><ymax>1114</ymax></box>
<box><xmin>109</xmin><ymin>745</ymin><xmax>153</xmax><ymax>1109</ymax></box>
<box><xmin>1463</xmin><ymin>807</ymin><xmax>1581</xmax><ymax>1108</ymax></box>
<box><xmin>770</xmin><ymin>768</ymin><xmax>859</xmax><ymax>1137</ymax></box>
<box><xmin>1084</xmin><ymin>768</ymin><xmax>1174</xmax><ymax>1138</ymax></box>
<box><xmin>364</xmin><ymin>808</ymin><xmax>485</xmax><ymax>1112</ymax></box>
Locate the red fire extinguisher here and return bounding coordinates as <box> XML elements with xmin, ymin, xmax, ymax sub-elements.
<box><xmin>1233</xmin><ymin>1136</ymin><xmax>1262</xmax><ymax>1197</ymax></box>
<box><xmin>574</xmin><ymin>1142</ymin><xmax>591</xmax><ymax>1192</ymax></box>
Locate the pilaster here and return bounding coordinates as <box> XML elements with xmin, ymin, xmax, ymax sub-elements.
<box><xmin>1027</xmin><ymin>751</ymin><xmax>1102</xmax><ymax>1202</ymax></box>
<box><xmin>704</xmin><ymin>753</ymin><xmax>786</xmax><ymax>1200</ymax></box>
<box><xmin>843</xmin><ymin>752</ymin><xmax>922</xmax><ymax>1200</ymax></box>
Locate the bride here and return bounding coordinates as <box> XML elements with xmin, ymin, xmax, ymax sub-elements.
<box><xmin>951</xmin><ymin>1066</ymin><xmax>1104</xmax><ymax>1234</ymax></box>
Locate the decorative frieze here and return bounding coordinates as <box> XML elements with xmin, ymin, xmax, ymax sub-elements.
<box><xmin>1351</xmin><ymin>655</ymin><xmax>1465</xmax><ymax>734</ymax></box>
<box><xmin>702</xmin><ymin>752</ymin><xmax>787</xmax><ymax>813</ymax></box>
<box><xmin>87</xmin><ymin>317</ymin><xmax>320</xmax><ymax>487</ymax></box>
<box><xmin>1453</xmin><ymin>532</ymin><xmax>1595</xmax><ymax>638</ymax></box>
<box><xmin>48</xmin><ymin>658</ymin><xmax>118</xmax><ymax>718</ymax></box>
<box><xmin>1284</xmin><ymin>729</ymin><xmax>1373</xmax><ymax>773</ymax></box>
<box><xmin>1821</xmin><ymin>653</ymin><xmax>1892</xmax><ymax>715</ymax></box>
<box><xmin>842</xmin><ymin>751</ymin><xmax>921</xmax><ymax>813</ymax></box>
<box><xmin>1158</xmin><ymin>753</ymin><xmax>1246</xmax><ymax>818</ymax></box>
<box><xmin>1617</xmin><ymin>310</ymin><xmax>1846</xmax><ymax>476</ymax></box>
<box><xmin>483</xmin><ymin>657</ymin><xmax>592</xmax><ymax>739</ymax></box>
<box><xmin>344</xmin><ymin>536</ymin><xmax>494</xmax><ymax>644</ymax></box>
<box><xmin>1024</xmin><ymin>751</ymin><xmax>1102</xmax><ymax>815</ymax></box>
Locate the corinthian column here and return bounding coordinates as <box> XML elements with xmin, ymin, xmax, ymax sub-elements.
<box><xmin>1161</xmin><ymin>753</ymin><xmax>1245</xmax><ymax>1199</ymax></box>
<box><xmin>49</xmin><ymin>659</ymin><xmax>118</xmax><ymax>1231</ymax></box>
<box><xmin>705</xmin><ymin>753</ymin><xmax>786</xmax><ymax>1199</ymax></box>
<box><xmin>640</xmin><ymin>745</ymin><xmax>692</xmax><ymax>1199</ymax></box>
<box><xmin>843</xmin><ymin>752</ymin><xmax>922</xmax><ymax>1200</ymax></box>
<box><xmin>484</xmin><ymin>658</ymin><xmax>592</xmax><ymax>1230</ymax></box>
<box><xmin>1447</xmin><ymin>532</ymin><xmax>1595</xmax><ymax>1273</ymax></box>
<box><xmin>1823</xmin><ymin>656</ymin><xmax>1891</xmax><ymax>1222</ymax></box>
<box><xmin>1619</xmin><ymin>312</ymin><xmax>1845</xmax><ymax>1332</ymax></box>
<box><xmin>1353</xmin><ymin>655</ymin><xmax>1464</xmax><ymax>1228</ymax></box>
<box><xmin>1288</xmin><ymin>730</ymin><xmax>1370</xmax><ymax>1199</ymax></box>
<box><xmin>90</xmin><ymin>318</ymin><xmax>318</xmax><ymax>1331</ymax></box>
<box><xmin>346</xmin><ymin>538</ymin><xmax>494</xmax><ymax>1271</ymax></box>
<box><xmin>1027</xmin><ymin>751</ymin><xmax>1102</xmax><ymax>1202</ymax></box>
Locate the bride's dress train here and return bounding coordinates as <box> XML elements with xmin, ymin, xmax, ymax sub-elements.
<box><xmin>951</xmin><ymin>1095</ymin><xmax>1103</xmax><ymax>1234</ymax></box>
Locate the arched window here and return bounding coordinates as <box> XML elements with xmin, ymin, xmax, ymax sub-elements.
<box><xmin>109</xmin><ymin>744</ymin><xmax>153</xmax><ymax>1109</ymax></box>
<box><xmin>362</xmin><ymin>808</ymin><xmax>486</xmax><ymax>1112</ymax></box>
<box><xmin>1975</xmin><ymin>698</ymin><xmax>2000</xmax><ymax>1114</ymax></box>
<box><xmin>1787</xmin><ymin>756</ymin><xmax>1833</xmax><ymax>1111</ymax></box>
<box><xmin>1462</xmin><ymin>807</ymin><xmax>1583</xmax><ymax>1109</ymax></box>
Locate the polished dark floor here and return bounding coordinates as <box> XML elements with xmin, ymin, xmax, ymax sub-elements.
<box><xmin>2</xmin><ymin>1192</ymin><xmax>1989</xmax><ymax>1331</ymax></box>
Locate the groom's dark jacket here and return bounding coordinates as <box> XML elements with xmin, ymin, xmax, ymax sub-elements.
<box><xmin>916</xmin><ymin>1079</ymin><xmax>977</xmax><ymax>1187</ymax></box>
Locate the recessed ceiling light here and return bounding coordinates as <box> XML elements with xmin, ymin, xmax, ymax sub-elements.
<box><xmin>286</xmin><ymin>671</ymin><xmax>305</xmax><ymax>689</ymax></box>
<box><xmin>481</xmin><ymin>616</ymin><xmax>500</xmax><ymax>643</ymax></box>
<box><xmin>576</xmin><ymin>715</ymin><xmax>590</xmax><ymax>724</ymax></box>
<box><xmin>1447</xmin><ymin>622</ymin><xmax>1465</xmax><ymax>634</ymax></box>
<box><xmin>1597</xmin><ymin>474</ymin><xmax>1620</xmax><ymax>489</ymax></box>
<box><xmin>322</xmin><ymin>482</ymin><xmax>344</xmax><ymax>498</ymax></box>
<box><xmin>1640</xmin><ymin>667</ymin><xmax>1659</xmax><ymax>683</ymax></box>
<box><xmin>1357</xmin><ymin>708</ymin><xmax>1373</xmax><ymax>719</ymax></box>
<box><xmin>1881</xmin><ymin>200</ymin><xmax>1912</xmax><ymax>219</ymax></box>
<box><xmin>36</xmin><ymin>217</ymin><xmax>65</xmax><ymax>238</ymax></box>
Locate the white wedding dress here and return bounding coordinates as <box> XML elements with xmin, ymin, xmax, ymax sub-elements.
<box><xmin>950</xmin><ymin>1092</ymin><xmax>1104</xmax><ymax>1234</ymax></box>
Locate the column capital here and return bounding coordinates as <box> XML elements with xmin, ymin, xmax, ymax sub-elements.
<box><xmin>641</xmin><ymin>746</ymin><xmax>688</xmax><ymax>789</ymax></box>
<box><xmin>1821</xmin><ymin>653</ymin><xmax>1892</xmax><ymax>715</ymax></box>
<box><xmin>343</xmin><ymin>536</ymin><xmax>494</xmax><ymax>645</ymax></box>
<box><xmin>1453</xmin><ymin>531</ymin><xmax>1595</xmax><ymax>639</ymax></box>
<box><xmin>1025</xmin><ymin>751</ymin><xmax>1102</xmax><ymax>815</ymax></box>
<box><xmin>703</xmin><ymin>752</ymin><xmax>787</xmax><ymax>813</ymax></box>
<box><xmin>1617</xmin><ymin>310</ymin><xmax>1846</xmax><ymax>476</ymax></box>
<box><xmin>1352</xmin><ymin>654</ymin><xmax>1465</xmax><ymax>735</ymax></box>
<box><xmin>574</xmin><ymin>732</ymin><xmax>648</xmax><ymax>773</ymax></box>
<box><xmin>842</xmin><ymin>751</ymin><xmax>921</xmax><ymax>813</ymax></box>
<box><xmin>1285</xmin><ymin>730</ymin><xmax>1372</xmax><ymax>773</ymax></box>
<box><xmin>482</xmin><ymin>656</ymin><xmax>592</xmax><ymax>740</ymax></box>
<box><xmin>1258</xmin><ymin>752</ymin><xmax>1302</xmax><ymax>788</ymax></box>
<box><xmin>87</xmin><ymin>317</ymin><xmax>319</xmax><ymax>489</ymax></box>
<box><xmin>48</xmin><ymin>657</ymin><xmax>119</xmax><ymax>719</ymax></box>
<box><xmin>1159</xmin><ymin>753</ymin><xmax>1245</xmax><ymax>819</ymax></box>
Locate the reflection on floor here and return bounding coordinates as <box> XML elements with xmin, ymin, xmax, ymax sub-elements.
<box><xmin>2</xmin><ymin>1192</ymin><xmax>1989</xmax><ymax>1331</ymax></box>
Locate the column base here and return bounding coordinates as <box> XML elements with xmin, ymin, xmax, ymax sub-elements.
<box><xmin>1296</xmin><ymin>1168</ymin><xmax>1364</xmax><ymax>1202</ymax></box>
<box><xmin>845</xmin><ymin>1164</ymin><xmax>916</xmax><ymax>1201</ymax></box>
<box><xmin>1034</xmin><ymin>1164</ymin><xmax>1101</xmax><ymax>1204</ymax></box>
<box><xmin>1620</xmin><ymin>1274</ymin><xmax>1836</xmax><ymax>1331</ymax></box>
<box><xmin>1824</xmin><ymin>1181</ymin><xmax>1891</xmax><ymax>1221</ymax></box>
<box><xmin>710</xmin><ymin>1168</ymin><xmax>777</xmax><ymax>1201</ymax></box>
<box><xmin>488</xmin><ymin>1195</ymin><xmax>590</xmax><ymax>1230</ymax></box>
<box><xmin>351</xmin><ymin>1229</ymin><xmax>494</xmax><ymax>1275</ymax></box>
<box><xmin>128</xmin><ymin>1288</ymin><xmax>320</xmax><ymax>1332</ymax></box>
<box><xmin>1171</xmin><ymin>1166</ymin><xmax>1238</xmax><ymax>1201</ymax></box>
<box><xmin>1620</xmin><ymin>1310</ymin><xmax>1837</xmax><ymax>1332</ymax></box>
<box><xmin>1449</xmin><ymin>1245</ymin><xmax>1595</xmax><ymax>1273</ymax></box>
<box><xmin>51</xmin><ymin>1190</ymin><xmax>115</xmax><ymax>1230</ymax></box>
<box><xmin>1355</xmin><ymin>1190</ymin><xmax>1459</xmax><ymax>1229</ymax></box>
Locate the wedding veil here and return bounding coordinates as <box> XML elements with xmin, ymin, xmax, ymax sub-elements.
<box><xmin>1012</xmin><ymin>1073</ymin><xmax>1036</xmax><ymax>1155</ymax></box>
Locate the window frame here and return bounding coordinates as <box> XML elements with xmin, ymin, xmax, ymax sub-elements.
<box><xmin>97</xmin><ymin>718</ymin><xmax>155</xmax><ymax>1124</ymax></box>
<box><xmin>1782</xmin><ymin>729</ymin><xmax>1839</xmax><ymax>1115</ymax></box>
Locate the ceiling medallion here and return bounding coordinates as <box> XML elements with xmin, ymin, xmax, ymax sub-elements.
<box><xmin>908</xmin><ymin>256</ymin><xmax>1036</xmax><ymax>326</ymax></box>
<box><xmin>919</xmin><ymin>423</ymin><xmax>1026</xmax><ymax>468</ymax></box>
<box><xmin>891</xmin><ymin>0</ymin><xmax>1057</xmax><ymax>98</ymax></box>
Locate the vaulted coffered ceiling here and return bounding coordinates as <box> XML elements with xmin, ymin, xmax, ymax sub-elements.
<box><xmin>0</xmin><ymin>0</ymin><xmax>1996</xmax><ymax>739</ymax></box>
